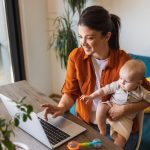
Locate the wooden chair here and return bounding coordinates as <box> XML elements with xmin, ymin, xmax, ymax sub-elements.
<box><xmin>136</xmin><ymin>111</ymin><xmax>144</xmax><ymax>150</ymax></box>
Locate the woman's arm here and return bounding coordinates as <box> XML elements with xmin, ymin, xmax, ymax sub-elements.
<box><xmin>58</xmin><ymin>93</ymin><xmax>74</xmax><ymax>112</ymax></box>
<box><xmin>108</xmin><ymin>101</ymin><xmax>150</xmax><ymax>120</ymax></box>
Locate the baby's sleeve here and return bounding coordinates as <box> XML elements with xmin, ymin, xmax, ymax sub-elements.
<box><xmin>103</xmin><ymin>81</ymin><xmax>119</xmax><ymax>95</ymax></box>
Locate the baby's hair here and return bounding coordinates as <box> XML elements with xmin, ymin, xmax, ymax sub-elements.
<box><xmin>122</xmin><ymin>59</ymin><xmax>146</xmax><ymax>81</ymax></box>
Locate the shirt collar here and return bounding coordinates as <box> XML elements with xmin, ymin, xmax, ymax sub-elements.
<box><xmin>82</xmin><ymin>47</ymin><xmax>117</xmax><ymax>69</ymax></box>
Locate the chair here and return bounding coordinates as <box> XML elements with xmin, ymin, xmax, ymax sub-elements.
<box><xmin>136</xmin><ymin>111</ymin><xmax>144</xmax><ymax>150</ymax></box>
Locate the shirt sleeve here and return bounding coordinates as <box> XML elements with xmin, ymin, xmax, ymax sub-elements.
<box><xmin>61</xmin><ymin>52</ymin><xmax>81</xmax><ymax>101</ymax></box>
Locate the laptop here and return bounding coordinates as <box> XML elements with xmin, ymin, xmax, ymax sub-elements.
<box><xmin>0</xmin><ymin>94</ymin><xmax>86</xmax><ymax>149</ymax></box>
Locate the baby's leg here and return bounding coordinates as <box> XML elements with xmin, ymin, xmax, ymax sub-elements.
<box><xmin>96</xmin><ymin>102</ymin><xmax>110</xmax><ymax>136</ymax></box>
<box><xmin>114</xmin><ymin>133</ymin><xmax>126</xmax><ymax>148</ymax></box>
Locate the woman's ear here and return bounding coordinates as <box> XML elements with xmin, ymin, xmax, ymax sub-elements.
<box><xmin>105</xmin><ymin>32</ymin><xmax>112</xmax><ymax>41</ymax></box>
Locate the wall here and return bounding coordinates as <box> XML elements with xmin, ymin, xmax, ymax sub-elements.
<box><xmin>109</xmin><ymin>0</ymin><xmax>150</xmax><ymax>56</ymax></box>
<box><xmin>19</xmin><ymin>0</ymin><xmax>52</xmax><ymax>95</ymax></box>
<box><xmin>47</xmin><ymin>0</ymin><xmax>66</xmax><ymax>95</ymax></box>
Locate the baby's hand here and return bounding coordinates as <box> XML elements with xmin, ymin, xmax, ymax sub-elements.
<box><xmin>80</xmin><ymin>95</ymin><xmax>92</xmax><ymax>104</ymax></box>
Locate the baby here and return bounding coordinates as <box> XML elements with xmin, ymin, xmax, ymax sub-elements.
<box><xmin>80</xmin><ymin>59</ymin><xmax>150</xmax><ymax>148</ymax></box>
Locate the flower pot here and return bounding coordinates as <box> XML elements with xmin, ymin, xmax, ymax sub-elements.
<box><xmin>13</xmin><ymin>142</ymin><xmax>29</xmax><ymax>150</ymax></box>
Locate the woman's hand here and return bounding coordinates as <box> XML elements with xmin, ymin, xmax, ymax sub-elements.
<box><xmin>41</xmin><ymin>104</ymin><xmax>66</xmax><ymax>121</ymax></box>
<box><xmin>80</xmin><ymin>95</ymin><xmax>92</xmax><ymax>104</ymax></box>
<box><xmin>108</xmin><ymin>103</ymin><xmax>125</xmax><ymax>120</ymax></box>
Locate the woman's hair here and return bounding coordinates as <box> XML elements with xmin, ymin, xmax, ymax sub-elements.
<box><xmin>78</xmin><ymin>6</ymin><xmax>121</xmax><ymax>50</ymax></box>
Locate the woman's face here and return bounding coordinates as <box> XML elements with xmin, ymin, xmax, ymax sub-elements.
<box><xmin>78</xmin><ymin>25</ymin><xmax>111</xmax><ymax>59</ymax></box>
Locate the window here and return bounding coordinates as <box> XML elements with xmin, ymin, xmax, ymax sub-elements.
<box><xmin>0</xmin><ymin>0</ymin><xmax>25</xmax><ymax>85</ymax></box>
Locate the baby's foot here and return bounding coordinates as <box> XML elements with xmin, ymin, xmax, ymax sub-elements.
<box><xmin>100</xmin><ymin>129</ymin><xmax>106</xmax><ymax>136</ymax></box>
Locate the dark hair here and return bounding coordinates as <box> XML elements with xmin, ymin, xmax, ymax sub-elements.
<box><xmin>78</xmin><ymin>6</ymin><xmax>121</xmax><ymax>50</ymax></box>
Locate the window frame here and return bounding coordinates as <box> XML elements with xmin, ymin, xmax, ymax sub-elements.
<box><xmin>4</xmin><ymin>0</ymin><xmax>25</xmax><ymax>81</ymax></box>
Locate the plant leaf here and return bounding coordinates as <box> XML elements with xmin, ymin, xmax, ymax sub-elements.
<box><xmin>0</xmin><ymin>119</ymin><xmax>5</xmax><ymax>127</ymax></box>
<box><xmin>19</xmin><ymin>97</ymin><xmax>26</xmax><ymax>103</ymax></box>
<box><xmin>23</xmin><ymin>114</ymin><xmax>27</xmax><ymax>122</ymax></box>
<box><xmin>0</xmin><ymin>144</ymin><xmax>2</xmax><ymax>150</ymax></box>
<box><xmin>66</xmin><ymin>0</ymin><xmax>86</xmax><ymax>15</ymax></box>
<box><xmin>2</xmin><ymin>139</ymin><xmax>14</xmax><ymax>150</ymax></box>
<box><xmin>27</xmin><ymin>105</ymin><xmax>33</xmax><ymax>114</ymax></box>
<box><xmin>14</xmin><ymin>118</ymin><xmax>19</xmax><ymax>127</ymax></box>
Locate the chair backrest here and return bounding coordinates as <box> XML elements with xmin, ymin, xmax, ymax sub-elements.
<box><xmin>129</xmin><ymin>53</ymin><xmax>150</xmax><ymax>77</ymax></box>
<box><xmin>136</xmin><ymin>111</ymin><xmax>144</xmax><ymax>150</ymax></box>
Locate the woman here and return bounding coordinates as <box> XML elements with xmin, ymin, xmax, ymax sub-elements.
<box><xmin>42</xmin><ymin>6</ymin><xmax>150</xmax><ymax>149</ymax></box>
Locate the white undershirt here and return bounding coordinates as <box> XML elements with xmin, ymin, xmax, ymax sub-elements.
<box><xmin>90</xmin><ymin>56</ymin><xmax>108</xmax><ymax>124</ymax></box>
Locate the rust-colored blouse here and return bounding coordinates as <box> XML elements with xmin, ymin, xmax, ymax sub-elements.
<box><xmin>62</xmin><ymin>47</ymin><xmax>150</xmax><ymax>132</ymax></box>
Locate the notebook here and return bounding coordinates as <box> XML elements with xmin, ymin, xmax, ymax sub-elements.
<box><xmin>0</xmin><ymin>94</ymin><xmax>86</xmax><ymax>149</ymax></box>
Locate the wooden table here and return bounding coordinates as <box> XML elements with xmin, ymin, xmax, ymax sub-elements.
<box><xmin>0</xmin><ymin>81</ymin><xmax>121</xmax><ymax>150</ymax></box>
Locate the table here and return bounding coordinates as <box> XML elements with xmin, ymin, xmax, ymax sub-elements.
<box><xmin>0</xmin><ymin>80</ymin><xmax>121</xmax><ymax>150</ymax></box>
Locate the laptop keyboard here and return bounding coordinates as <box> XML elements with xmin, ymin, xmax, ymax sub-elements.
<box><xmin>38</xmin><ymin>117</ymin><xmax>70</xmax><ymax>145</ymax></box>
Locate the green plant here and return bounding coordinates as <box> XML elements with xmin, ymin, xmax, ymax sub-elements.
<box><xmin>49</xmin><ymin>0</ymin><xmax>87</xmax><ymax>68</ymax></box>
<box><xmin>0</xmin><ymin>97</ymin><xmax>33</xmax><ymax>150</ymax></box>
<box><xmin>49</xmin><ymin>9</ymin><xmax>78</xmax><ymax>68</ymax></box>
<box><xmin>66</xmin><ymin>0</ymin><xmax>86</xmax><ymax>15</ymax></box>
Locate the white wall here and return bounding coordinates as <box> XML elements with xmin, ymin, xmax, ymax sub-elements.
<box><xmin>19</xmin><ymin>0</ymin><xmax>150</xmax><ymax>95</ymax></box>
<box><xmin>19</xmin><ymin>0</ymin><xmax>52</xmax><ymax>95</ymax></box>
<box><xmin>110</xmin><ymin>0</ymin><xmax>150</xmax><ymax>56</ymax></box>
<box><xmin>47</xmin><ymin>0</ymin><xmax>66</xmax><ymax>95</ymax></box>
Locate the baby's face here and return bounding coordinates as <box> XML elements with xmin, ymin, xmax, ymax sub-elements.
<box><xmin>119</xmin><ymin>68</ymin><xmax>140</xmax><ymax>92</ymax></box>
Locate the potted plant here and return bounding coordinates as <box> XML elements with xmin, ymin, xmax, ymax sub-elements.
<box><xmin>0</xmin><ymin>97</ymin><xmax>33</xmax><ymax>150</ymax></box>
<box><xmin>49</xmin><ymin>9</ymin><xmax>78</xmax><ymax>68</ymax></box>
<box><xmin>49</xmin><ymin>0</ymin><xmax>87</xmax><ymax>68</ymax></box>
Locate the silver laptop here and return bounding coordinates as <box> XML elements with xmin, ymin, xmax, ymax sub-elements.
<box><xmin>0</xmin><ymin>94</ymin><xmax>86</xmax><ymax>149</ymax></box>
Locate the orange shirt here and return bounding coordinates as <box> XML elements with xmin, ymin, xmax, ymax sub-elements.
<box><xmin>62</xmin><ymin>47</ymin><xmax>150</xmax><ymax>131</ymax></box>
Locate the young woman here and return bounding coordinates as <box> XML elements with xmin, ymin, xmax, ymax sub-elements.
<box><xmin>42</xmin><ymin>6</ymin><xmax>150</xmax><ymax>150</ymax></box>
